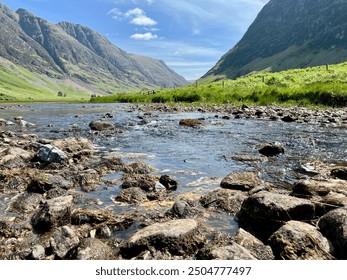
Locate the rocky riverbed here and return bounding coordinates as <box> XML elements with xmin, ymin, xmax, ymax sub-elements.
<box><xmin>0</xmin><ymin>103</ymin><xmax>347</xmax><ymax>260</ymax></box>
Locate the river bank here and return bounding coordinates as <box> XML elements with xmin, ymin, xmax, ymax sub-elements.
<box><xmin>0</xmin><ymin>103</ymin><xmax>346</xmax><ymax>260</ymax></box>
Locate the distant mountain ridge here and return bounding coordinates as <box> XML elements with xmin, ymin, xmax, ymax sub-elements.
<box><xmin>204</xmin><ymin>0</ymin><xmax>347</xmax><ymax>79</ymax></box>
<box><xmin>0</xmin><ymin>2</ymin><xmax>187</xmax><ymax>96</ymax></box>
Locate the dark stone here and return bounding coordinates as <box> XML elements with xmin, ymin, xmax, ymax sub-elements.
<box><xmin>35</xmin><ymin>144</ymin><xmax>67</xmax><ymax>163</ymax></box>
<box><xmin>237</xmin><ymin>191</ymin><xmax>315</xmax><ymax>241</ymax></box>
<box><xmin>281</xmin><ymin>115</ymin><xmax>296</xmax><ymax>122</ymax></box>
<box><xmin>318</xmin><ymin>208</ymin><xmax>347</xmax><ymax>259</ymax></box>
<box><xmin>114</xmin><ymin>187</ymin><xmax>149</xmax><ymax>205</ymax></box>
<box><xmin>159</xmin><ymin>175</ymin><xmax>178</xmax><ymax>191</ymax></box>
<box><xmin>27</xmin><ymin>173</ymin><xmax>74</xmax><ymax>194</ymax></box>
<box><xmin>258</xmin><ymin>143</ymin><xmax>284</xmax><ymax>157</ymax></box>
<box><xmin>331</xmin><ymin>168</ymin><xmax>347</xmax><ymax>180</ymax></box>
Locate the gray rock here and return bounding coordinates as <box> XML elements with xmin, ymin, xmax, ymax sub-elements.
<box><xmin>35</xmin><ymin>144</ymin><xmax>67</xmax><ymax>163</ymax></box>
<box><xmin>209</xmin><ymin>243</ymin><xmax>257</xmax><ymax>260</ymax></box>
<box><xmin>237</xmin><ymin>191</ymin><xmax>315</xmax><ymax>241</ymax></box>
<box><xmin>122</xmin><ymin>219</ymin><xmax>205</xmax><ymax>258</ymax></box>
<box><xmin>32</xmin><ymin>245</ymin><xmax>46</xmax><ymax>260</ymax></box>
<box><xmin>50</xmin><ymin>226</ymin><xmax>80</xmax><ymax>259</ymax></box>
<box><xmin>27</xmin><ymin>173</ymin><xmax>74</xmax><ymax>194</ymax></box>
<box><xmin>200</xmin><ymin>189</ymin><xmax>247</xmax><ymax>214</ymax></box>
<box><xmin>32</xmin><ymin>195</ymin><xmax>73</xmax><ymax>232</ymax></box>
<box><xmin>220</xmin><ymin>172</ymin><xmax>263</xmax><ymax>191</ymax></box>
<box><xmin>120</xmin><ymin>174</ymin><xmax>158</xmax><ymax>192</ymax></box>
<box><xmin>89</xmin><ymin>120</ymin><xmax>115</xmax><ymax>131</ymax></box>
<box><xmin>166</xmin><ymin>199</ymin><xmax>202</xmax><ymax>218</ymax></box>
<box><xmin>6</xmin><ymin>192</ymin><xmax>43</xmax><ymax>214</ymax></box>
<box><xmin>269</xmin><ymin>220</ymin><xmax>334</xmax><ymax>260</ymax></box>
<box><xmin>331</xmin><ymin>168</ymin><xmax>347</xmax><ymax>180</ymax></box>
<box><xmin>114</xmin><ymin>187</ymin><xmax>149</xmax><ymax>205</ymax></box>
<box><xmin>75</xmin><ymin>238</ymin><xmax>114</xmax><ymax>260</ymax></box>
<box><xmin>318</xmin><ymin>208</ymin><xmax>347</xmax><ymax>259</ymax></box>
<box><xmin>232</xmin><ymin>228</ymin><xmax>274</xmax><ymax>260</ymax></box>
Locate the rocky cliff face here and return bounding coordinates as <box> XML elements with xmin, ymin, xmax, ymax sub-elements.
<box><xmin>0</xmin><ymin>3</ymin><xmax>187</xmax><ymax>92</ymax></box>
<box><xmin>204</xmin><ymin>0</ymin><xmax>347</xmax><ymax>79</ymax></box>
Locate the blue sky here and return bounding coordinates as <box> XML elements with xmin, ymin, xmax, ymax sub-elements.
<box><xmin>1</xmin><ymin>0</ymin><xmax>268</xmax><ymax>80</ymax></box>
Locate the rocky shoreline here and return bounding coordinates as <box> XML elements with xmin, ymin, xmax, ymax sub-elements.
<box><xmin>0</xmin><ymin>105</ymin><xmax>347</xmax><ymax>260</ymax></box>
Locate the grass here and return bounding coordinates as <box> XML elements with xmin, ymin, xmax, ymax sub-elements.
<box><xmin>0</xmin><ymin>59</ymin><xmax>92</xmax><ymax>102</ymax></box>
<box><xmin>91</xmin><ymin>62</ymin><xmax>347</xmax><ymax>108</ymax></box>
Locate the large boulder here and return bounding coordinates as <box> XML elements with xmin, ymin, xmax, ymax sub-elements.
<box><xmin>31</xmin><ymin>196</ymin><xmax>73</xmax><ymax>232</ymax></box>
<box><xmin>237</xmin><ymin>191</ymin><xmax>315</xmax><ymax>241</ymax></box>
<box><xmin>200</xmin><ymin>189</ymin><xmax>247</xmax><ymax>214</ymax></box>
<box><xmin>220</xmin><ymin>172</ymin><xmax>263</xmax><ymax>191</ymax></box>
<box><xmin>0</xmin><ymin>147</ymin><xmax>33</xmax><ymax>168</ymax></box>
<box><xmin>268</xmin><ymin>221</ymin><xmax>334</xmax><ymax>260</ymax></box>
<box><xmin>318</xmin><ymin>208</ymin><xmax>347</xmax><ymax>259</ymax></box>
<box><xmin>35</xmin><ymin>144</ymin><xmax>67</xmax><ymax>164</ymax></box>
<box><xmin>121</xmin><ymin>219</ymin><xmax>205</xmax><ymax>258</ymax></box>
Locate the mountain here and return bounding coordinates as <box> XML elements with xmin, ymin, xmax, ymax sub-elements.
<box><xmin>204</xmin><ymin>0</ymin><xmax>347</xmax><ymax>79</ymax></box>
<box><xmin>0</xmin><ymin>3</ymin><xmax>187</xmax><ymax>100</ymax></box>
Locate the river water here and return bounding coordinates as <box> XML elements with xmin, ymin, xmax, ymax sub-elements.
<box><xmin>1</xmin><ymin>103</ymin><xmax>346</xmax><ymax>235</ymax></box>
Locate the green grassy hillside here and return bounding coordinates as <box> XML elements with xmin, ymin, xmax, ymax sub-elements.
<box><xmin>0</xmin><ymin>59</ymin><xmax>93</xmax><ymax>102</ymax></box>
<box><xmin>91</xmin><ymin>62</ymin><xmax>347</xmax><ymax>107</ymax></box>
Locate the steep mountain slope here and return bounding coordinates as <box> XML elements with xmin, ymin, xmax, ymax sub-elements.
<box><xmin>0</xmin><ymin>3</ymin><xmax>187</xmax><ymax>99</ymax></box>
<box><xmin>204</xmin><ymin>0</ymin><xmax>347</xmax><ymax>79</ymax></box>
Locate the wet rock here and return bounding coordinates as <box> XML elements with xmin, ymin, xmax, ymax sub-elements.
<box><xmin>232</xmin><ymin>228</ymin><xmax>274</xmax><ymax>260</ymax></box>
<box><xmin>237</xmin><ymin>191</ymin><xmax>315</xmax><ymax>241</ymax></box>
<box><xmin>258</xmin><ymin>143</ymin><xmax>284</xmax><ymax>157</ymax></box>
<box><xmin>220</xmin><ymin>172</ymin><xmax>263</xmax><ymax>191</ymax></box>
<box><xmin>89</xmin><ymin>120</ymin><xmax>115</xmax><ymax>131</ymax></box>
<box><xmin>331</xmin><ymin>168</ymin><xmax>347</xmax><ymax>180</ymax></box>
<box><xmin>73</xmin><ymin>238</ymin><xmax>114</xmax><ymax>260</ymax></box>
<box><xmin>27</xmin><ymin>173</ymin><xmax>74</xmax><ymax>194</ymax></box>
<box><xmin>120</xmin><ymin>174</ymin><xmax>159</xmax><ymax>192</ymax></box>
<box><xmin>96</xmin><ymin>225</ymin><xmax>112</xmax><ymax>239</ymax></box>
<box><xmin>159</xmin><ymin>175</ymin><xmax>178</xmax><ymax>191</ymax></box>
<box><xmin>200</xmin><ymin>189</ymin><xmax>247</xmax><ymax>214</ymax></box>
<box><xmin>122</xmin><ymin>219</ymin><xmax>205</xmax><ymax>259</ymax></box>
<box><xmin>32</xmin><ymin>195</ymin><xmax>73</xmax><ymax>232</ymax></box>
<box><xmin>318</xmin><ymin>208</ymin><xmax>347</xmax><ymax>259</ymax></box>
<box><xmin>50</xmin><ymin>226</ymin><xmax>80</xmax><ymax>259</ymax></box>
<box><xmin>114</xmin><ymin>187</ymin><xmax>149</xmax><ymax>205</ymax></box>
<box><xmin>281</xmin><ymin>115</ymin><xmax>296</xmax><ymax>122</ymax></box>
<box><xmin>268</xmin><ymin>221</ymin><xmax>334</xmax><ymax>260</ymax></box>
<box><xmin>35</xmin><ymin>144</ymin><xmax>67</xmax><ymax>164</ymax></box>
<box><xmin>179</xmin><ymin>119</ymin><xmax>204</xmax><ymax>128</ymax></box>
<box><xmin>123</xmin><ymin>162</ymin><xmax>155</xmax><ymax>174</ymax></box>
<box><xmin>166</xmin><ymin>199</ymin><xmax>202</xmax><ymax>218</ymax></box>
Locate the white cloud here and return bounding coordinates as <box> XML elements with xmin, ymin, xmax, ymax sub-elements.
<box><xmin>109</xmin><ymin>7</ymin><xmax>158</xmax><ymax>26</ymax></box>
<box><xmin>131</xmin><ymin>15</ymin><xmax>157</xmax><ymax>26</ymax></box>
<box><xmin>130</xmin><ymin>32</ymin><xmax>158</xmax><ymax>40</ymax></box>
<box><xmin>125</xmin><ymin>8</ymin><xmax>144</xmax><ymax>17</ymax></box>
